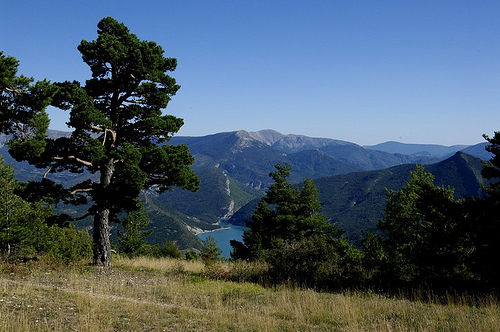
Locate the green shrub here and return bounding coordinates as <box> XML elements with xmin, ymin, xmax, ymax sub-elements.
<box><xmin>200</xmin><ymin>235</ymin><xmax>222</xmax><ymax>262</ymax></box>
<box><xmin>202</xmin><ymin>260</ymin><xmax>230</xmax><ymax>280</ymax></box>
<box><xmin>184</xmin><ymin>251</ymin><xmax>198</xmax><ymax>260</ymax></box>
<box><xmin>45</xmin><ymin>225</ymin><xmax>93</xmax><ymax>264</ymax></box>
<box><xmin>117</xmin><ymin>204</ymin><xmax>153</xmax><ymax>258</ymax></box>
<box><xmin>153</xmin><ymin>241</ymin><xmax>182</xmax><ymax>259</ymax></box>
<box><xmin>263</xmin><ymin>236</ymin><xmax>363</xmax><ymax>289</ymax></box>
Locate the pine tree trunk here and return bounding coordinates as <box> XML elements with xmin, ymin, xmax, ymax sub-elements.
<box><xmin>93</xmin><ymin>158</ymin><xmax>115</xmax><ymax>267</ymax></box>
<box><xmin>93</xmin><ymin>209</ymin><xmax>111</xmax><ymax>266</ymax></box>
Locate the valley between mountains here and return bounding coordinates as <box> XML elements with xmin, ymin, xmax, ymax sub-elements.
<box><xmin>0</xmin><ymin>129</ymin><xmax>490</xmax><ymax>250</ymax></box>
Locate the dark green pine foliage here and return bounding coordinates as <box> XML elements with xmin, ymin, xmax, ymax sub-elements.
<box><xmin>117</xmin><ymin>201</ymin><xmax>153</xmax><ymax>257</ymax></box>
<box><xmin>231</xmin><ymin>164</ymin><xmax>359</xmax><ymax>288</ymax></box>
<box><xmin>482</xmin><ymin>132</ymin><xmax>500</xmax><ymax>196</ymax></box>
<box><xmin>0</xmin><ymin>52</ymin><xmax>53</xmax><ymax>156</ymax></box>
<box><xmin>377</xmin><ymin>165</ymin><xmax>474</xmax><ymax>285</ymax></box>
<box><xmin>6</xmin><ymin>17</ymin><xmax>200</xmax><ymax>266</ymax></box>
<box><xmin>231</xmin><ymin>163</ymin><xmax>341</xmax><ymax>260</ymax></box>
<box><xmin>466</xmin><ymin>133</ymin><xmax>500</xmax><ymax>285</ymax></box>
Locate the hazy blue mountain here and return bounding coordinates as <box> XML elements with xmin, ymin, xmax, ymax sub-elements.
<box><xmin>169</xmin><ymin>130</ymin><xmax>446</xmax><ymax>181</ymax></box>
<box><xmin>319</xmin><ymin>144</ymin><xmax>440</xmax><ymax>169</ymax></box>
<box><xmin>461</xmin><ymin>142</ymin><xmax>492</xmax><ymax>161</ymax></box>
<box><xmin>365</xmin><ymin>141</ymin><xmax>469</xmax><ymax>157</ymax></box>
<box><xmin>168</xmin><ymin>131</ymin><xmax>366</xmax><ymax>189</ymax></box>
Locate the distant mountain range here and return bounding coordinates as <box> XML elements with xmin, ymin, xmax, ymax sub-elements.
<box><xmin>0</xmin><ymin>130</ymin><xmax>492</xmax><ymax>249</ymax></box>
<box><xmin>364</xmin><ymin>141</ymin><xmax>469</xmax><ymax>157</ymax></box>
<box><xmin>229</xmin><ymin>151</ymin><xmax>487</xmax><ymax>246</ymax></box>
<box><xmin>167</xmin><ymin>130</ymin><xmax>488</xmax><ymax>185</ymax></box>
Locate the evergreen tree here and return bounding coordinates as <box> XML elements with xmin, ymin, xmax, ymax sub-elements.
<box><xmin>465</xmin><ymin>132</ymin><xmax>500</xmax><ymax>285</ymax></box>
<box><xmin>0</xmin><ymin>157</ymin><xmax>27</xmax><ymax>256</ymax></box>
<box><xmin>0</xmin><ymin>52</ymin><xmax>53</xmax><ymax>155</ymax></box>
<box><xmin>0</xmin><ymin>157</ymin><xmax>84</xmax><ymax>261</ymax></box>
<box><xmin>117</xmin><ymin>201</ymin><xmax>153</xmax><ymax>257</ymax></box>
<box><xmin>200</xmin><ymin>235</ymin><xmax>222</xmax><ymax>262</ymax></box>
<box><xmin>231</xmin><ymin>164</ymin><xmax>342</xmax><ymax>260</ymax></box>
<box><xmin>482</xmin><ymin>132</ymin><xmax>500</xmax><ymax>196</ymax></box>
<box><xmin>378</xmin><ymin>165</ymin><xmax>473</xmax><ymax>284</ymax></box>
<box><xmin>3</xmin><ymin>17</ymin><xmax>200</xmax><ymax>266</ymax></box>
<box><xmin>231</xmin><ymin>164</ymin><xmax>358</xmax><ymax>288</ymax></box>
<box><xmin>0</xmin><ymin>158</ymin><xmax>45</xmax><ymax>256</ymax></box>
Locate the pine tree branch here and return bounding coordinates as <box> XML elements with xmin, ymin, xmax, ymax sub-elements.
<box><xmin>53</xmin><ymin>156</ymin><xmax>94</xmax><ymax>167</ymax></box>
<box><xmin>69</xmin><ymin>188</ymin><xmax>94</xmax><ymax>195</ymax></box>
<box><xmin>89</xmin><ymin>125</ymin><xmax>116</xmax><ymax>146</ymax></box>
<box><xmin>43</xmin><ymin>166</ymin><xmax>52</xmax><ymax>179</ymax></box>
<box><xmin>4</xmin><ymin>87</ymin><xmax>23</xmax><ymax>94</ymax></box>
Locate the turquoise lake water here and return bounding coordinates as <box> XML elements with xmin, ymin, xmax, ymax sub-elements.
<box><xmin>197</xmin><ymin>223</ymin><xmax>247</xmax><ymax>258</ymax></box>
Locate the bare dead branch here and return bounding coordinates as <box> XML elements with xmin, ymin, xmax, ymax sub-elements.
<box><xmin>102</xmin><ymin>128</ymin><xmax>107</xmax><ymax>145</ymax></box>
<box><xmin>4</xmin><ymin>87</ymin><xmax>23</xmax><ymax>94</ymax></box>
<box><xmin>89</xmin><ymin>125</ymin><xmax>116</xmax><ymax>146</ymax></box>
<box><xmin>53</xmin><ymin>156</ymin><xmax>94</xmax><ymax>167</ymax></box>
<box><xmin>43</xmin><ymin>166</ymin><xmax>52</xmax><ymax>179</ymax></box>
<box><xmin>69</xmin><ymin>188</ymin><xmax>94</xmax><ymax>195</ymax></box>
<box><xmin>123</xmin><ymin>98</ymin><xmax>146</xmax><ymax>104</ymax></box>
<box><xmin>89</xmin><ymin>125</ymin><xmax>105</xmax><ymax>132</ymax></box>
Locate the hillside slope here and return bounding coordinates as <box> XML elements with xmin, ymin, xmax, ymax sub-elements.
<box><xmin>319</xmin><ymin>151</ymin><xmax>486</xmax><ymax>245</ymax></box>
<box><xmin>230</xmin><ymin>152</ymin><xmax>486</xmax><ymax>246</ymax></box>
<box><xmin>1</xmin><ymin>130</ymin><xmax>491</xmax><ymax>250</ymax></box>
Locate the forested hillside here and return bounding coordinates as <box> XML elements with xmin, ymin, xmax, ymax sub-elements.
<box><xmin>0</xmin><ymin>130</ymin><xmax>490</xmax><ymax>250</ymax></box>
<box><xmin>230</xmin><ymin>151</ymin><xmax>487</xmax><ymax>246</ymax></box>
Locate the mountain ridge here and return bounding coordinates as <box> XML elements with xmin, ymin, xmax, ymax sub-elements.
<box><xmin>0</xmin><ymin>129</ymin><xmax>492</xmax><ymax>250</ymax></box>
<box><xmin>365</xmin><ymin>140</ymin><xmax>476</xmax><ymax>156</ymax></box>
<box><xmin>229</xmin><ymin>151</ymin><xmax>487</xmax><ymax>246</ymax></box>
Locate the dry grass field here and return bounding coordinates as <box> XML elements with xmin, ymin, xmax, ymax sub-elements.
<box><xmin>0</xmin><ymin>256</ymin><xmax>499</xmax><ymax>331</ymax></box>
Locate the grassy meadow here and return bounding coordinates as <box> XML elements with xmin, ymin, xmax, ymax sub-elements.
<box><xmin>0</xmin><ymin>256</ymin><xmax>499</xmax><ymax>332</ymax></box>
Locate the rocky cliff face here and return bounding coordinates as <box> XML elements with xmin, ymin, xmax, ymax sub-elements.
<box><xmin>246</xmin><ymin>129</ymin><xmax>285</xmax><ymax>145</ymax></box>
<box><xmin>271</xmin><ymin>134</ymin><xmax>355</xmax><ymax>153</ymax></box>
<box><xmin>243</xmin><ymin>129</ymin><xmax>355</xmax><ymax>153</ymax></box>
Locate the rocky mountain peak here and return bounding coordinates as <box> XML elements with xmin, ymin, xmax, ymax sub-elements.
<box><xmin>247</xmin><ymin>129</ymin><xmax>286</xmax><ymax>145</ymax></box>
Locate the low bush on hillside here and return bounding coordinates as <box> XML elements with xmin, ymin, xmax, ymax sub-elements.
<box><xmin>2</xmin><ymin>224</ymin><xmax>93</xmax><ymax>265</ymax></box>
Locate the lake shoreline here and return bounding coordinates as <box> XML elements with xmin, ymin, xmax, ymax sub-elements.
<box><xmin>196</xmin><ymin>226</ymin><xmax>231</xmax><ymax>235</ymax></box>
<box><xmin>197</xmin><ymin>222</ymin><xmax>248</xmax><ymax>258</ymax></box>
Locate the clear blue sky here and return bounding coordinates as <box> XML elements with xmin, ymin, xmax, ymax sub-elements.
<box><xmin>2</xmin><ymin>0</ymin><xmax>499</xmax><ymax>145</ymax></box>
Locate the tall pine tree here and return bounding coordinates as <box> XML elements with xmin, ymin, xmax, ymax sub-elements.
<box><xmin>5</xmin><ymin>17</ymin><xmax>200</xmax><ymax>266</ymax></box>
<box><xmin>231</xmin><ymin>164</ymin><xmax>341</xmax><ymax>260</ymax></box>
